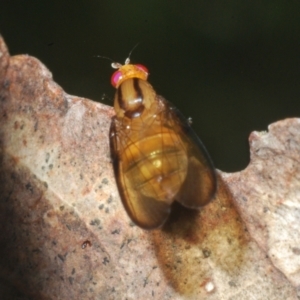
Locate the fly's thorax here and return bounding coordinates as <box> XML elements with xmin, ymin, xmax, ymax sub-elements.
<box><xmin>114</xmin><ymin>78</ymin><xmax>156</xmax><ymax>119</ymax></box>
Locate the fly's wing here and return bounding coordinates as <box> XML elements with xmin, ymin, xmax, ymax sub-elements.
<box><xmin>159</xmin><ymin>96</ymin><xmax>217</xmax><ymax>208</ymax></box>
<box><xmin>110</xmin><ymin>118</ymin><xmax>171</xmax><ymax>229</ymax></box>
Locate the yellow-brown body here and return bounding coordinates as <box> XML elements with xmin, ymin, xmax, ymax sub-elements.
<box><xmin>110</xmin><ymin>77</ymin><xmax>216</xmax><ymax>229</ymax></box>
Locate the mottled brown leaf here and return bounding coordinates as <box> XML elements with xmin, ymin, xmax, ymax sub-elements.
<box><xmin>0</xmin><ymin>36</ymin><xmax>299</xmax><ymax>299</ymax></box>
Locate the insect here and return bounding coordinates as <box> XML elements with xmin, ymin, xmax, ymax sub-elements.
<box><xmin>109</xmin><ymin>58</ymin><xmax>217</xmax><ymax>229</ymax></box>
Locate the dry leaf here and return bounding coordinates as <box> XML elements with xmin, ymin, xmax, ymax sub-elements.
<box><xmin>0</xmin><ymin>35</ymin><xmax>299</xmax><ymax>299</ymax></box>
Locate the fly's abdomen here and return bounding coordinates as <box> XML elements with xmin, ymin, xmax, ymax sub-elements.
<box><xmin>122</xmin><ymin>130</ymin><xmax>188</xmax><ymax>203</ymax></box>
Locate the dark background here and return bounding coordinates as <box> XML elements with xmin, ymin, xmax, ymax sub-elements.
<box><xmin>1</xmin><ymin>1</ymin><xmax>300</xmax><ymax>172</ymax></box>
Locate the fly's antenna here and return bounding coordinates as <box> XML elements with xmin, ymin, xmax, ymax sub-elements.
<box><xmin>93</xmin><ymin>55</ymin><xmax>114</xmax><ymax>62</ymax></box>
<box><xmin>94</xmin><ymin>42</ymin><xmax>141</xmax><ymax>69</ymax></box>
<box><xmin>125</xmin><ymin>42</ymin><xmax>140</xmax><ymax>65</ymax></box>
<box><xmin>94</xmin><ymin>55</ymin><xmax>121</xmax><ymax>69</ymax></box>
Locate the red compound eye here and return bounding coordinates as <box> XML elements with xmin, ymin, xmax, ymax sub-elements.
<box><xmin>111</xmin><ymin>70</ymin><xmax>122</xmax><ymax>88</ymax></box>
<box><xmin>135</xmin><ymin>64</ymin><xmax>148</xmax><ymax>74</ymax></box>
<box><xmin>110</xmin><ymin>63</ymin><xmax>149</xmax><ymax>88</ymax></box>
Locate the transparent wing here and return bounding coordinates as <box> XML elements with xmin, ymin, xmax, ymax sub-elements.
<box><xmin>159</xmin><ymin>96</ymin><xmax>217</xmax><ymax>208</ymax></box>
<box><xmin>110</xmin><ymin>118</ymin><xmax>171</xmax><ymax>229</ymax></box>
